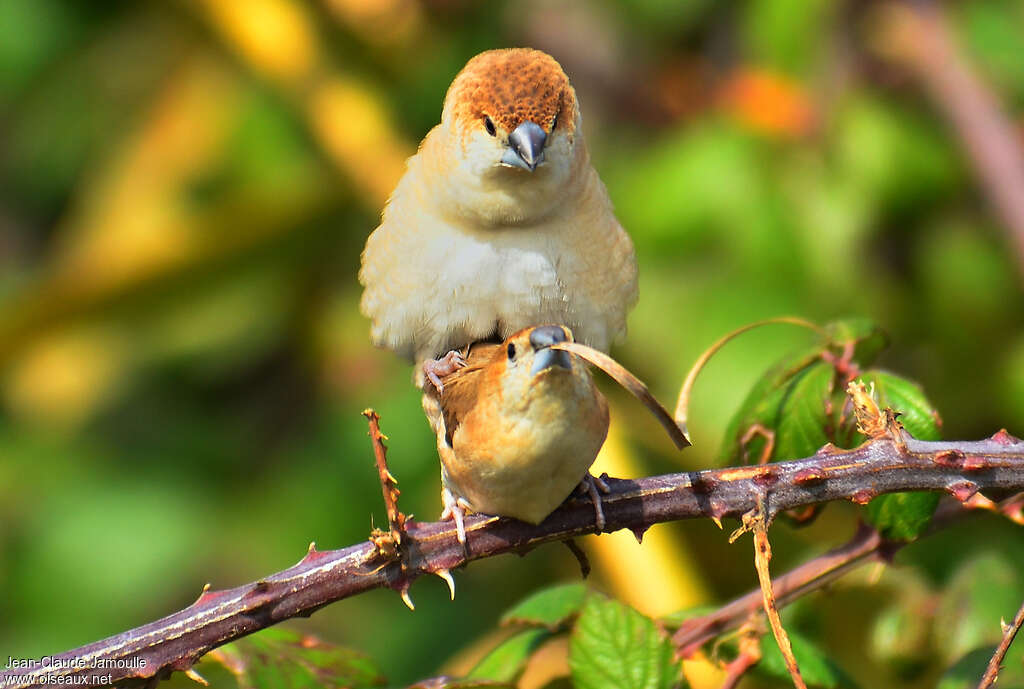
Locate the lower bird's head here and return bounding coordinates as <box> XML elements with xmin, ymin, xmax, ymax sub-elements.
<box><xmin>438</xmin><ymin>49</ymin><xmax>585</xmax><ymax>225</ymax></box>
<box><xmin>492</xmin><ymin>324</ymin><xmax>586</xmax><ymax>398</ymax></box>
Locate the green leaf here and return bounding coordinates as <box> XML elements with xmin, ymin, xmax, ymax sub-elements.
<box><xmin>201</xmin><ymin>628</ymin><xmax>386</xmax><ymax>689</ymax></box>
<box><xmin>468</xmin><ymin>628</ymin><xmax>550</xmax><ymax>683</ymax></box>
<box><xmin>757</xmin><ymin>630</ymin><xmax>859</xmax><ymax>688</ymax></box>
<box><xmin>569</xmin><ymin>595</ymin><xmax>685</xmax><ymax>689</ymax></box>
<box><xmin>772</xmin><ymin>361</ymin><xmax>835</xmax><ymax>461</ymax></box>
<box><xmin>864</xmin><ymin>491</ymin><xmax>940</xmax><ymax>541</ymax></box>
<box><xmin>719</xmin><ymin>318</ymin><xmax>888</xmax><ymax>465</ymax></box>
<box><xmin>822</xmin><ymin>318</ymin><xmax>889</xmax><ymax>368</ymax></box>
<box><xmin>935</xmin><ymin>553</ymin><xmax>1024</xmax><ymax>662</ymax></box>
<box><xmin>859</xmin><ymin>370</ymin><xmax>943</xmax><ymax>539</ymax></box>
<box><xmin>718</xmin><ymin>346</ymin><xmax>824</xmax><ymax>465</ymax></box>
<box><xmin>501</xmin><ymin>582</ymin><xmax>589</xmax><ymax>630</ymax></box>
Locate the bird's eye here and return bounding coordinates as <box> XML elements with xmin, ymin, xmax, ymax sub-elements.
<box><xmin>483</xmin><ymin>116</ymin><xmax>497</xmax><ymax>136</ymax></box>
<box><xmin>551</xmin><ymin>112</ymin><xmax>558</xmax><ymax>130</ymax></box>
<box><xmin>507</xmin><ymin>343</ymin><xmax>516</xmax><ymax>360</ymax></box>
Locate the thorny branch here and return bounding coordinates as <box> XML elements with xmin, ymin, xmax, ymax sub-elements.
<box><xmin>3</xmin><ymin>429</ymin><xmax>1024</xmax><ymax>689</ymax></box>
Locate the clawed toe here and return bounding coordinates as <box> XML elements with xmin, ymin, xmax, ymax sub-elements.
<box><xmin>423</xmin><ymin>350</ymin><xmax>468</xmax><ymax>393</ymax></box>
<box><xmin>580</xmin><ymin>473</ymin><xmax>610</xmax><ymax>533</ymax></box>
<box><xmin>441</xmin><ymin>487</ymin><xmax>471</xmax><ymax>544</ymax></box>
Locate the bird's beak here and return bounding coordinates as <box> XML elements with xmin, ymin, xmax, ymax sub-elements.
<box><xmin>501</xmin><ymin>121</ymin><xmax>546</xmax><ymax>172</ymax></box>
<box><xmin>529</xmin><ymin>325</ymin><xmax>572</xmax><ymax>375</ymax></box>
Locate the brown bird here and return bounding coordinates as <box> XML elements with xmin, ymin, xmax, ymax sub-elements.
<box><xmin>428</xmin><ymin>325</ymin><xmax>610</xmax><ymax>542</ymax></box>
<box><xmin>359</xmin><ymin>48</ymin><xmax>638</xmax><ymax>390</ymax></box>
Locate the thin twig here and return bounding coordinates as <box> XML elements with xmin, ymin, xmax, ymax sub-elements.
<box><xmin>977</xmin><ymin>598</ymin><xmax>1024</xmax><ymax>689</ymax></box>
<box><xmin>362</xmin><ymin>409</ymin><xmax>407</xmax><ymax>544</ymax></box>
<box><xmin>727</xmin><ymin>498</ymin><xmax>807</xmax><ymax>689</ymax></box>
<box><xmin>751</xmin><ymin>514</ymin><xmax>806</xmax><ymax>689</ymax></box>
<box><xmin>3</xmin><ymin>431</ymin><xmax>1024</xmax><ymax>689</ymax></box>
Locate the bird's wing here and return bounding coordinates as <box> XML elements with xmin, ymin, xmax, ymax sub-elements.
<box><xmin>438</xmin><ymin>343</ymin><xmax>501</xmax><ymax>447</ymax></box>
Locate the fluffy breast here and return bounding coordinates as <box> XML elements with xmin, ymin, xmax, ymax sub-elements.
<box><xmin>359</xmin><ymin>145</ymin><xmax>636</xmax><ymax>362</ymax></box>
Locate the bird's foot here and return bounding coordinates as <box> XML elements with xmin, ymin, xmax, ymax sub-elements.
<box><xmin>441</xmin><ymin>487</ymin><xmax>472</xmax><ymax>544</ymax></box>
<box><xmin>424</xmin><ymin>350</ymin><xmax>467</xmax><ymax>393</ymax></box>
<box><xmin>579</xmin><ymin>473</ymin><xmax>611</xmax><ymax>533</ymax></box>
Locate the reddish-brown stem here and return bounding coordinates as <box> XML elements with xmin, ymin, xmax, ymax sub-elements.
<box><xmin>718</xmin><ymin>635</ymin><xmax>762</xmax><ymax>689</ymax></box>
<box><xmin>3</xmin><ymin>431</ymin><xmax>1023</xmax><ymax>689</ymax></box>
<box><xmin>675</xmin><ymin>522</ymin><xmax>888</xmax><ymax>656</ymax></box>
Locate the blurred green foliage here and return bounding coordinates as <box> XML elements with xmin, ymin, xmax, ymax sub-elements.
<box><xmin>2</xmin><ymin>1</ymin><xmax>1023</xmax><ymax>688</ymax></box>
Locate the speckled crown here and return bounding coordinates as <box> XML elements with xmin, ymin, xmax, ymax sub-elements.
<box><xmin>443</xmin><ymin>48</ymin><xmax>578</xmax><ymax>134</ymax></box>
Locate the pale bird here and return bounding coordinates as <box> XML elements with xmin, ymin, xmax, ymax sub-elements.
<box><xmin>358</xmin><ymin>48</ymin><xmax>638</xmax><ymax>390</ymax></box>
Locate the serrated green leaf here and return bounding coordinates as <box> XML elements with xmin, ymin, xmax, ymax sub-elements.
<box><xmin>757</xmin><ymin>630</ymin><xmax>859</xmax><ymax>688</ymax></box>
<box><xmin>719</xmin><ymin>348</ymin><xmax>823</xmax><ymax>465</ymax></box>
<box><xmin>773</xmin><ymin>361</ymin><xmax>835</xmax><ymax>461</ymax></box>
<box><xmin>202</xmin><ymin>628</ymin><xmax>385</xmax><ymax>689</ymax></box>
<box><xmin>864</xmin><ymin>491</ymin><xmax>940</xmax><ymax>541</ymax></box>
<box><xmin>719</xmin><ymin>318</ymin><xmax>888</xmax><ymax>465</ymax></box>
<box><xmin>468</xmin><ymin>628</ymin><xmax>550</xmax><ymax>683</ymax></box>
<box><xmin>858</xmin><ymin>370</ymin><xmax>943</xmax><ymax>539</ymax></box>
<box><xmin>569</xmin><ymin>595</ymin><xmax>685</xmax><ymax>689</ymax></box>
<box><xmin>501</xmin><ymin>582</ymin><xmax>588</xmax><ymax>630</ymax></box>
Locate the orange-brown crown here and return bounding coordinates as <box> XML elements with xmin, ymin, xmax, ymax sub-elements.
<box><xmin>444</xmin><ymin>48</ymin><xmax>578</xmax><ymax>134</ymax></box>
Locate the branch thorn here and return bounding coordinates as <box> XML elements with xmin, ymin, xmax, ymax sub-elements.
<box><xmin>399</xmin><ymin>586</ymin><xmax>415</xmax><ymax>611</ymax></box>
<box><xmin>183</xmin><ymin>668</ymin><xmax>208</xmax><ymax>686</ymax></box>
<box><xmin>563</xmin><ymin>539</ymin><xmax>591</xmax><ymax>578</ymax></box>
<box><xmin>435</xmin><ymin>568</ymin><xmax>456</xmax><ymax>600</ymax></box>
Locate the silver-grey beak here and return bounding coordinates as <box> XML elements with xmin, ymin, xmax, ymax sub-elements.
<box><xmin>529</xmin><ymin>325</ymin><xmax>572</xmax><ymax>374</ymax></box>
<box><xmin>501</xmin><ymin>120</ymin><xmax>546</xmax><ymax>172</ymax></box>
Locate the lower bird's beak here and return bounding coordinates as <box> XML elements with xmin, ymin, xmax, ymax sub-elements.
<box><xmin>529</xmin><ymin>325</ymin><xmax>572</xmax><ymax>374</ymax></box>
<box><xmin>531</xmin><ymin>347</ymin><xmax>572</xmax><ymax>375</ymax></box>
<box><xmin>501</xmin><ymin>121</ymin><xmax>546</xmax><ymax>172</ymax></box>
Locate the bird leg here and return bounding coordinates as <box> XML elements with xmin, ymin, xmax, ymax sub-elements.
<box><xmin>579</xmin><ymin>473</ymin><xmax>611</xmax><ymax>532</ymax></box>
<box><xmin>422</xmin><ymin>350</ymin><xmax>467</xmax><ymax>393</ymax></box>
<box><xmin>440</xmin><ymin>486</ymin><xmax>472</xmax><ymax>544</ymax></box>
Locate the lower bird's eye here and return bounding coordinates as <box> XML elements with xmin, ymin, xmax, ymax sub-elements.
<box><xmin>551</xmin><ymin>112</ymin><xmax>558</xmax><ymax>130</ymax></box>
<box><xmin>507</xmin><ymin>343</ymin><xmax>516</xmax><ymax>360</ymax></box>
<box><xmin>483</xmin><ymin>116</ymin><xmax>497</xmax><ymax>136</ymax></box>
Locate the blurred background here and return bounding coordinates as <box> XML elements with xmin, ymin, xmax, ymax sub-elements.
<box><xmin>2</xmin><ymin>1</ymin><xmax>1023</xmax><ymax>687</ymax></box>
